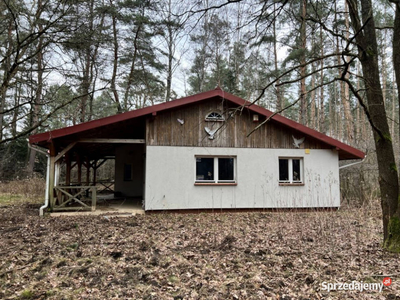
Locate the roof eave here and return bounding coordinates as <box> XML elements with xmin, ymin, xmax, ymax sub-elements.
<box><xmin>219</xmin><ymin>92</ymin><xmax>365</xmax><ymax>160</ymax></box>
<box><xmin>29</xmin><ymin>88</ymin><xmax>365</xmax><ymax>160</ymax></box>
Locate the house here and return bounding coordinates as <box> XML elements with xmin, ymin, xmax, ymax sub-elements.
<box><xmin>29</xmin><ymin>87</ymin><xmax>364</xmax><ymax>213</ymax></box>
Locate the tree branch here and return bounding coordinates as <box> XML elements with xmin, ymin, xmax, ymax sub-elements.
<box><xmin>0</xmin><ymin>87</ymin><xmax>107</xmax><ymax>144</ymax></box>
<box><xmin>337</xmin><ymin>75</ymin><xmax>383</xmax><ymax>139</ymax></box>
<box><xmin>246</xmin><ymin>78</ymin><xmax>336</xmax><ymax>137</ymax></box>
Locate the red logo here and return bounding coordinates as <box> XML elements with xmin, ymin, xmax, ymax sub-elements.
<box><xmin>383</xmin><ymin>277</ymin><xmax>392</xmax><ymax>287</ymax></box>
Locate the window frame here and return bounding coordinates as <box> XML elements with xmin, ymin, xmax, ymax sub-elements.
<box><xmin>278</xmin><ymin>157</ymin><xmax>304</xmax><ymax>186</ymax></box>
<box><xmin>195</xmin><ymin>156</ymin><xmax>237</xmax><ymax>185</ymax></box>
<box><xmin>205</xmin><ymin>111</ymin><xmax>225</xmax><ymax>122</ymax></box>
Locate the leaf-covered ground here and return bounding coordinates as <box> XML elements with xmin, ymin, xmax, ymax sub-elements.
<box><xmin>0</xmin><ymin>202</ymin><xmax>399</xmax><ymax>299</ymax></box>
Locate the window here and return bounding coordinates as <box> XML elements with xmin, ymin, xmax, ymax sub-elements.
<box><xmin>279</xmin><ymin>158</ymin><xmax>303</xmax><ymax>184</ymax></box>
<box><xmin>218</xmin><ymin>158</ymin><xmax>234</xmax><ymax>181</ymax></box>
<box><xmin>205</xmin><ymin>111</ymin><xmax>225</xmax><ymax>122</ymax></box>
<box><xmin>196</xmin><ymin>157</ymin><xmax>236</xmax><ymax>184</ymax></box>
<box><xmin>124</xmin><ymin>164</ymin><xmax>132</xmax><ymax>181</ymax></box>
<box><xmin>196</xmin><ymin>157</ymin><xmax>214</xmax><ymax>181</ymax></box>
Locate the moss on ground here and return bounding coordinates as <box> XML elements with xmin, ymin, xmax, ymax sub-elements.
<box><xmin>384</xmin><ymin>216</ymin><xmax>400</xmax><ymax>253</ymax></box>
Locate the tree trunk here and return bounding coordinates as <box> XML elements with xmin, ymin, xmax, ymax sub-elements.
<box><xmin>165</xmin><ymin>0</ymin><xmax>173</xmax><ymax>102</ymax></box>
<box><xmin>0</xmin><ymin>19</ymin><xmax>13</xmax><ymax>141</ymax></box>
<box><xmin>391</xmin><ymin>70</ymin><xmax>396</xmax><ymax>142</ymax></box>
<box><xmin>336</xmin><ymin>83</ymin><xmax>342</xmax><ymax>140</ymax></box>
<box><xmin>343</xmin><ymin>1</ymin><xmax>354</xmax><ymax>143</ymax></box>
<box><xmin>123</xmin><ymin>23</ymin><xmax>141</xmax><ymax>110</ymax></box>
<box><xmin>319</xmin><ymin>25</ymin><xmax>325</xmax><ymax>132</ymax></box>
<box><xmin>27</xmin><ymin>0</ymin><xmax>44</xmax><ymax>176</ymax></box>
<box><xmin>165</xmin><ymin>32</ymin><xmax>173</xmax><ymax>102</ymax></box>
<box><xmin>88</xmin><ymin>12</ymin><xmax>105</xmax><ymax>121</ymax></box>
<box><xmin>273</xmin><ymin>2</ymin><xmax>283</xmax><ymax>114</ymax></box>
<box><xmin>11</xmin><ymin>83</ymin><xmax>20</xmax><ymax>138</ymax></box>
<box><xmin>335</xmin><ymin>1</ymin><xmax>352</xmax><ymax>142</ymax></box>
<box><xmin>79</xmin><ymin>0</ymin><xmax>96</xmax><ymax>123</ymax></box>
<box><xmin>80</xmin><ymin>48</ymin><xmax>91</xmax><ymax>123</ymax></box>
<box><xmin>347</xmin><ymin>0</ymin><xmax>400</xmax><ymax>252</ymax></box>
<box><xmin>310</xmin><ymin>62</ymin><xmax>316</xmax><ymax>129</ymax></box>
<box><xmin>298</xmin><ymin>0</ymin><xmax>307</xmax><ymax>125</ymax></box>
<box><xmin>356</xmin><ymin>62</ymin><xmax>367</xmax><ymax>143</ymax></box>
<box><xmin>110</xmin><ymin>0</ymin><xmax>122</xmax><ymax>113</ymax></box>
<box><xmin>392</xmin><ymin>1</ymin><xmax>400</xmax><ymax>147</ymax></box>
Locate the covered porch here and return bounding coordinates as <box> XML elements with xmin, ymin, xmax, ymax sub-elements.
<box><xmin>47</xmin><ymin>139</ymin><xmax>146</xmax><ymax>213</ymax></box>
<box><xmin>29</xmin><ymin>115</ymin><xmax>148</xmax><ymax>215</ymax></box>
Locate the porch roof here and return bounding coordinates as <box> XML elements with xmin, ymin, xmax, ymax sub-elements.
<box><xmin>29</xmin><ymin>87</ymin><xmax>365</xmax><ymax>160</ymax></box>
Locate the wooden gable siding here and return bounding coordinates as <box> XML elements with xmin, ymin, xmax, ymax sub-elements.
<box><xmin>146</xmin><ymin>98</ymin><xmax>330</xmax><ymax>150</ymax></box>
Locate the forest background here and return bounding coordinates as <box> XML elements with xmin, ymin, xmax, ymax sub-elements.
<box><xmin>0</xmin><ymin>0</ymin><xmax>398</xmax><ymax>207</ymax></box>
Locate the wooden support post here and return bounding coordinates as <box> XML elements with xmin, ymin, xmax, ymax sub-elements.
<box><xmin>93</xmin><ymin>160</ymin><xmax>97</xmax><ymax>186</ymax></box>
<box><xmin>54</xmin><ymin>161</ymin><xmax>62</xmax><ymax>205</ymax></box>
<box><xmin>66</xmin><ymin>153</ymin><xmax>71</xmax><ymax>186</ymax></box>
<box><xmin>77</xmin><ymin>155</ymin><xmax>82</xmax><ymax>185</ymax></box>
<box><xmin>48</xmin><ymin>142</ymin><xmax>56</xmax><ymax>209</ymax></box>
<box><xmin>96</xmin><ymin>158</ymin><xmax>107</xmax><ymax>169</ymax></box>
<box><xmin>55</xmin><ymin>161</ymin><xmax>61</xmax><ymax>186</ymax></box>
<box><xmin>91</xmin><ymin>186</ymin><xmax>97</xmax><ymax>211</ymax></box>
<box><xmin>86</xmin><ymin>157</ymin><xmax>90</xmax><ymax>185</ymax></box>
<box><xmin>49</xmin><ymin>155</ymin><xmax>56</xmax><ymax>209</ymax></box>
<box><xmin>55</xmin><ymin>142</ymin><xmax>77</xmax><ymax>163</ymax></box>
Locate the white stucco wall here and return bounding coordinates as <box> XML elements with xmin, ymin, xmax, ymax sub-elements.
<box><xmin>114</xmin><ymin>145</ymin><xmax>145</xmax><ymax>197</ymax></box>
<box><xmin>145</xmin><ymin>146</ymin><xmax>340</xmax><ymax>210</ymax></box>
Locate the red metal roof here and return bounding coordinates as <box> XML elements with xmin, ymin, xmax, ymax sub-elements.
<box><xmin>29</xmin><ymin>87</ymin><xmax>365</xmax><ymax>160</ymax></box>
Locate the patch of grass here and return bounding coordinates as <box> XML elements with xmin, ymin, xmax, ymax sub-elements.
<box><xmin>0</xmin><ymin>193</ymin><xmax>25</xmax><ymax>205</ymax></box>
<box><xmin>20</xmin><ymin>289</ymin><xmax>34</xmax><ymax>299</ymax></box>
<box><xmin>45</xmin><ymin>290</ymin><xmax>55</xmax><ymax>297</ymax></box>
<box><xmin>34</xmin><ymin>271</ymin><xmax>47</xmax><ymax>281</ymax></box>
<box><xmin>363</xmin><ymin>276</ymin><xmax>377</xmax><ymax>283</ymax></box>
<box><xmin>78</xmin><ymin>258</ymin><xmax>93</xmax><ymax>266</ymax></box>
<box><xmin>168</xmin><ymin>275</ymin><xmax>179</xmax><ymax>284</ymax></box>
<box><xmin>67</xmin><ymin>243</ymin><xmax>79</xmax><ymax>250</ymax></box>
<box><xmin>0</xmin><ymin>178</ymin><xmax>45</xmax><ymax>206</ymax></box>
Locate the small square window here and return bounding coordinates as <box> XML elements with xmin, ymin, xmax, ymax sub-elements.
<box><xmin>196</xmin><ymin>157</ymin><xmax>214</xmax><ymax>181</ymax></box>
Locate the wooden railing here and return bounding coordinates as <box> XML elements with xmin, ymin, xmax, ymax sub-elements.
<box><xmin>53</xmin><ymin>186</ymin><xmax>97</xmax><ymax>211</ymax></box>
<box><xmin>97</xmin><ymin>180</ymin><xmax>114</xmax><ymax>193</ymax></box>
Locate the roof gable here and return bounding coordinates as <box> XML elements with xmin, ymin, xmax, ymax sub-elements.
<box><xmin>29</xmin><ymin>87</ymin><xmax>365</xmax><ymax>160</ymax></box>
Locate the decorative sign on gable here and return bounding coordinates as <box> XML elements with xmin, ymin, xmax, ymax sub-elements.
<box><xmin>292</xmin><ymin>135</ymin><xmax>305</xmax><ymax>148</ymax></box>
<box><xmin>204</xmin><ymin>127</ymin><xmax>218</xmax><ymax>140</ymax></box>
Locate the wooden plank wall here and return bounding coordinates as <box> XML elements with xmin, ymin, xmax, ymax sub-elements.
<box><xmin>146</xmin><ymin>98</ymin><xmax>329</xmax><ymax>150</ymax></box>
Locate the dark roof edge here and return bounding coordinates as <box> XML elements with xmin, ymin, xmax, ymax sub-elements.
<box><xmin>29</xmin><ymin>89</ymin><xmax>222</xmax><ymax>144</ymax></box>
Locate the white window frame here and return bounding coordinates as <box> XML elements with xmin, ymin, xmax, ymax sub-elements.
<box><xmin>205</xmin><ymin>111</ymin><xmax>225</xmax><ymax>122</ymax></box>
<box><xmin>278</xmin><ymin>157</ymin><xmax>303</xmax><ymax>184</ymax></box>
<box><xmin>195</xmin><ymin>156</ymin><xmax>236</xmax><ymax>184</ymax></box>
